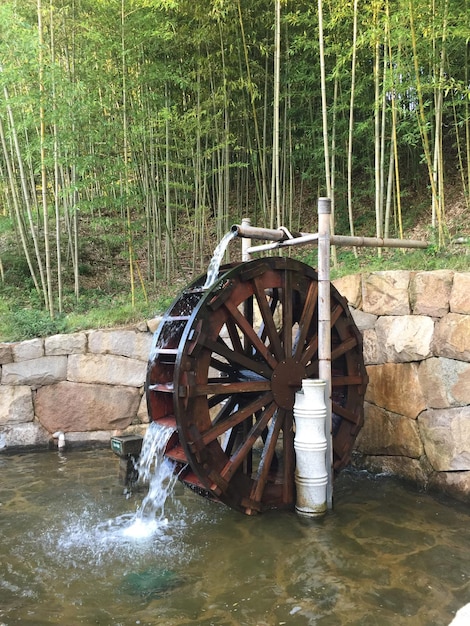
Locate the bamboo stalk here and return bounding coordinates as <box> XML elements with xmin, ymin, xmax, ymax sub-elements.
<box><xmin>318</xmin><ymin>0</ymin><xmax>331</xmax><ymax>198</ymax></box>
<box><xmin>347</xmin><ymin>0</ymin><xmax>358</xmax><ymax>245</ymax></box>
<box><xmin>317</xmin><ymin>197</ymin><xmax>333</xmax><ymax>510</ymax></box>
<box><xmin>271</xmin><ymin>0</ymin><xmax>281</xmax><ymax>228</ymax></box>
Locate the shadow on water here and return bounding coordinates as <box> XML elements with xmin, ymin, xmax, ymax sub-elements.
<box><xmin>0</xmin><ymin>449</ymin><xmax>469</xmax><ymax>625</ymax></box>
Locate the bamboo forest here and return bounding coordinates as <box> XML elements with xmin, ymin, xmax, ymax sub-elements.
<box><xmin>0</xmin><ymin>0</ymin><xmax>469</xmax><ymax>331</ymax></box>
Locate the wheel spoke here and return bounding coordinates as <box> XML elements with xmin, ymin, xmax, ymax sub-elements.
<box><xmin>209</xmin><ymin>393</ymin><xmax>238</xmax><ymax>420</ymax></box>
<box><xmin>300</xmin><ymin>335</ymin><xmax>319</xmax><ymax>368</ymax></box>
<box><xmin>293</xmin><ymin>281</ymin><xmax>318</xmax><ymax>361</ymax></box>
<box><xmin>242</xmin><ymin>293</ymin><xmax>254</xmax><ymax>353</ymax></box>
<box><xmin>200</xmin><ymin>391</ymin><xmax>273</xmax><ymax>445</ymax></box>
<box><xmin>223</xmin><ymin>299</ymin><xmax>279</xmax><ymax>369</ymax></box>
<box><xmin>331</xmin><ymin>336</ymin><xmax>358</xmax><ymax>361</ymax></box>
<box><xmin>219</xmin><ymin>401</ymin><xmax>277</xmax><ymax>482</ymax></box>
<box><xmin>282</xmin><ymin>271</ymin><xmax>293</xmax><ymax>357</ymax></box>
<box><xmin>192</xmin><ymin>380</ymin><xmax>271</xmax><ymax>397</ymax></box>
<box><xmin>224</xmin><ymin>317</ymin><xmax>244</xmax><ymax>355</ymax></box>
<box><xmin>252</xmin><ymin>277</ymin><xmax>284</xmax><ymax>361</ymax></box>
<box><xmin>222</xmin><ymin>423</ymin><xmax>244</xmax><ymax>456</ymax></box>
<box><xmin>209</xmin><ymin>356</ymin><xmax>237</xmax><ymax>377</ymax></box>
<box><xmin>332</xmin><ymin>400</ymin><xmax>361</xmax><ymax>426</ymax></box>
<box><xmin>201</xmin><ymin>335</ymin><xmax>272</xmax><ymax>378</ymax></box>
<box><xmin>259</xmin><ymin>290</ymin><xmax>279</xmax><ymax>345</ymax></box>
<box><xmin>332</xmin><ymin>375</ymin><xmax>364</xmax><ymax>387</ymax></box>
<box><xmin>248</xmin><ymin>409</ymin><xmax>285</xmax><ymax>505</ymax></box>
<box><xmin>282</xmin><ymin>409</ymin><xmax>295</xmax><ymax>504</ymax></box>
<box><xmin>331</xmin><ymin>303</ymin><xmax>344</xmax><ymax>326</ymax></box>
<box><xmin>301</xmin><ymin>309</ymin><xmax>356</xmax><ymax>372</ymax></box>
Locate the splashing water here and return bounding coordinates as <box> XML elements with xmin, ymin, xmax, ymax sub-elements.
<box><xmin>203</xmin><ymin>230</ymin><xmax>237</xmax><ymax>290</ymax></box>
<box><xmin>31</xmin><ymin>424</ymin><xmax>189</xmax><ymax>573</ymax></box>
<box><xmin>121</xmin><ymin>421</ymin><xmax>178</xmax><ymax>539</ymax></box>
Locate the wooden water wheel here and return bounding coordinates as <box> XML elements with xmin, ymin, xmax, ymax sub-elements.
<box><xmin>146</xmin><ymin>257</ymin><xmax>368</xmax><ymax>515</ymax></box>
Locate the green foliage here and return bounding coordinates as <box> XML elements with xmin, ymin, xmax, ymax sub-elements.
<box><xmin>327</xmin><ymin>245</ymin><xmax>470</xmax><ymax>280</ymax></box>
<box><xmin>294</xmin><ymin>238</ymin><xmax>470</xmax><ymax>280</ymax></box>
<box><xmin>0</xmin><ymin>0</ymin><xmax>469</xmax><ymax>336</ymax></box>
<box><xmin>0</xmin><ymin>285</ymin><xmax>177</xmax><ymax>342</ymax></box>
<box><xmin>3</xmin><ymin>308</ymin><xmax>68</xmax><ymax>341</ymax></box>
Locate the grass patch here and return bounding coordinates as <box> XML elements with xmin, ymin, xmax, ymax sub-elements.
<box><xmin>2</xmin><ymin>243</ymin><xmax>469</xmax><ymax>343</ymax></box>
<box><xmin>0</xmin><ymin>286</ymin><xmax>177</xmax><ymax>343</ymax></box>
<box><xmin>294</xmin><ymin>241</ymin><xmax>470</xmax><ymax>280</ymax></box>
<box><xmin>2</xmin><ymin>240</ymin><xmax>469</xmax><ymax>343</ymax></box>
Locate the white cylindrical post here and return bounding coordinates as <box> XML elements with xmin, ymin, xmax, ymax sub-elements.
<box><xmin>241</xmin><ymin>217</ymin><xmax>252</xmax><ymax>262</ymax></box>
<box><xmin>318</xmin><ymin>197</ymin><xmax>333</xmax><ymax>509</ymax></box>
<box><xmin>294</xmin><ymin>379</ymin><xmax>328</xmax><ymax>517</ymax></box>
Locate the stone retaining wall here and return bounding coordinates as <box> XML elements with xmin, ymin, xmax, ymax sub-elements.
<box><xmin>0</xmin><ymin>320</ymin><xmax>160</xmax><ymax>450</ymax></box>
<box><xmin>334</xmin><ymin>270</ymin><xmax>470</xmax><ymax>503</ymax></box>
<box><xmin>1</xmin><ymin>270</ymin><xmax>470</xmax><ymax>503</ymax></box>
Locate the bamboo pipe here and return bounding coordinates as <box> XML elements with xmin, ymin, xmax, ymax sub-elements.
<box><xmin>244</xmin><ymin>233</ymin><xmax>319</xmax><ymax>254</ymax></box>
<box><xmin>232</xmin><ymin>223</ymin><xmax>428</xmax><ymax>253</ymax></box>
<box><xmin>231</xmin><ymin>223</ymin><xmax>304</xmax><ymax>242</ymax></box>
<box><xmin>330</xmin><ymin>234</ymin><xmax>428</xmax><ymax>249</ymax></box>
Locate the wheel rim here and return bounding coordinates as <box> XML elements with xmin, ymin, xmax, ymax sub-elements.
<box><xmin>147</xmin><ymin>257</ymin><xmax>368</xmax><ymax>514</ymax></box>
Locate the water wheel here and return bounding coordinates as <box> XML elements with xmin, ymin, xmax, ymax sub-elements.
<box><xmin>146</xmin><ymin>257</ymin><xmax>368</xmax><ymax>515</ymax></box>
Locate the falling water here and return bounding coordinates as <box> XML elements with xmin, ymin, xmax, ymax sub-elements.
<box><xmin>203</xmin><ymin>229</ymin><xmax>237</xmax><ymax>290</ymax></box>
<box><xmin>121</xmin><ymin>421</ymin><xmax>178</xmax><ymax>539</ymax></box>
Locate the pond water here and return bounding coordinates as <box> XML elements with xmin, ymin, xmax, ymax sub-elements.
<box><xmin>0</xmin><ymin>448</ymin><xmax>469</xmax><ymax>625</ymax></box>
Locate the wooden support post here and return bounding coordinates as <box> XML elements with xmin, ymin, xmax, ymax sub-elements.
<box><xmin>317</xmin><ymin>197</ymin><xmax>333</xmax><ymax>509</ymax></box>
<box><xmin>241</xmin><ymin>217</ymin><xmax>252</xmax><ymax>262</ymax></box>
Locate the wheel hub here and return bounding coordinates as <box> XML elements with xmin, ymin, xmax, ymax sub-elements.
<box><xmin>270</xmin><ymin>358</ymin><xmax>307</xmax><ymax>410</ymax></box>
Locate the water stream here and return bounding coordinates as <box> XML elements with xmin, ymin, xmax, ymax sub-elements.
<box><xmin>1</xmin><ymin>445</ymin><xmax>469</xmax><ymax>625</ymax></box>
<box><xmin>121</xmin><ymin>422</ymin><xmax>178</xmax><ymax>539</ymax></box>
<box><xmin>203</xmin><ymin>230</ymin><xmax>237</xmax><ymax>290</ymax></box>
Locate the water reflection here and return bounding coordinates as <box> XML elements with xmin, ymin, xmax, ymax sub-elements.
<box><xmin>0</xmin><ymin>449</ymin><xmax>469</xmax><ymax>625</ymax></box>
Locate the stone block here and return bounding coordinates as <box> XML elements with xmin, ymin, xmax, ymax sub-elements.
<box><xmin>147</xmin><ymin>317</ymin><xmax>163</xmax><ymax>335</ymax></box>
<box><xmin>375</xmin><ymin>315</ymin><xmax>434</xmax><ymax>363</ymax></box>
<box><xmin>410</xmin><ymin>270</ymin><xmax>453</xmax><ymax>317</ymax></box>
<box><xmin>332</xmin><ymin>274</ymin><xmax>362</xmax><ymax>308</ymax></box>
<box><xmin>87</xmin><ymin>329</ymin><xmax>153</xmax><ymax>361</ymax></box>
<box><xmin>0</xmin><ymin>386</ymin><xmax>34</xmax><ymax>424</ymax></box>
<box><xmin>418</xmin><ymin>406</ymin><xmax>470</xmax><ymax>471</ymax></box>
<box><xmin>432</xmin><ymin>313</ymin><xmax>470</xmax><ymax>362</ymax></box>
<box><xmin>362</xmin><ymin>271</ymin><xmax>411</xmax><ymax>316</ymax></box>
<box><xmin>67</xmin><ymin>354</ymin><xmax>147</xmax><ymax>387</ymax></box>
<box><xmin>428</xmin><ymin>471</ymin><xmax>470</xmax><ymax>504</ymax></box>
<box><xmin>62</xmin><ymin>430</ymin><xmax>121</xmax><ymax>446</ymax></box>
<box><xmin>362</xmin><ymin>328</ymin><xmax>380</xmax><ymax>365</ymax></box>
<box><xmin>0</xmin><ymin>421</ymin><xmax>50</xmax><ymax>450</ymax></box>
<box><xmin>450</xmin><ymin>273</ymin><xmax>470</xmax><ymax>314</ymax></box>
<box><xmin>45</xmin><ymin>332</ymin><xmax>87</xmax><ymax>356</ymax></box>
<box><xmin>0</xmin><ymin>344</ymin><xmax>13</xmax><ymax>365</ymax></box>
<box><xmin>35</xmin><ymin>381</ymin><xmax>141</xmax><ymax>433</ymax></box>
<box><xmin>58</xmin><ymin>425</ymin><xmax>144</xmax><ymax>447</ymax></box>
<box><xmin>137</xmin><ymin>393</ymin><xmax>149</xmax><ymax>423</ymax></box>
<box><xmin>356</xmin><ymin>402</ymin><xmax>423</xmax><ymax>457</ymax></box>
<box><xmin>1</xmin><ymin>356</ymin><xmax>67</xmax><ymax>387</ymax></box>
<box><xmin>418</xmin><ymin>357</ymin><xmax>470</xmax><ymax>408</ymax></box>
<box><xmin>365</xmin><ymin>362</ymin><xmax>426</xmax><ymax>419</ymax></box>
<box><xmin>350</xmin><ymin>308</ymin><xmax>377</xmax><ymax>331</ymax></box>
<box><xmin>352</xmin><ymin>453</ymin><xmax>432</xmax><ymax>486</ymax></box>
<box><xmin>12</xmin><ymin>338</ymin><xmax>44</xmax><ymax>361</ymax></box>
<box><xmin>119</xmin><ymin>424</ymin><xmax>149</xmax><ymax>438</ymax></box>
